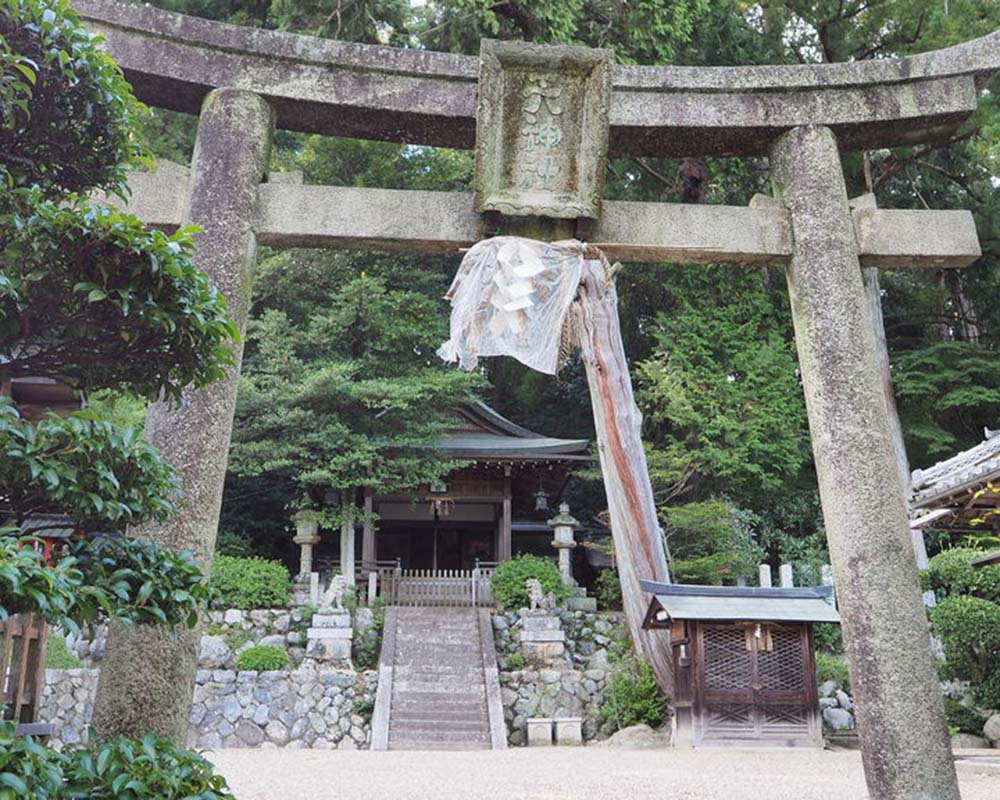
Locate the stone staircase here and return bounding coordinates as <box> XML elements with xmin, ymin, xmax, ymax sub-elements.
<box><xmin>371</xmin><ymin>606</ymin><xmax>507</xmax><ymax>750</ymax></box>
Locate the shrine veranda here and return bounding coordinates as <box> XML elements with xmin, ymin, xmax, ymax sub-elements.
<box><xmin>70</xmin><ymin>1</ymin><xmax>1000</xmax><ymax>798</ymax></box>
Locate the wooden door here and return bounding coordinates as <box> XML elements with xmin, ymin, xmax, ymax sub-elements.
<box><xmin>697</xmin><ymin>623</ymin><xmax>819</xmax><ymax>745</ymax></box>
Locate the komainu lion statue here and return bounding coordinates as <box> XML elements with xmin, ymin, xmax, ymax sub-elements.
<box><xmin>319</xmin><ymin>574</ymin><xmax>348</xmax><ymax>611</ymax></box>
<box><xmin>526</xmin><ymin>578</ymin><xmax>556</xmax><ymax>612</ymax></box>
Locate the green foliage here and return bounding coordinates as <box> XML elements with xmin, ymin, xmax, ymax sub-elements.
<box><xmin>931</xmin><ymin>596</ymin><xmax>1000</xmax><ymax>709</ymax></box>
<box><xmin>490</xmin><ymin>554</ymin><xmax>569</xmax><ymax>610</ymax></box>
<box><xmin>0</xmin><ymin>192</ymin><xmax>237</xmax><ymax>403</ymax></box>
<box><xmin>209</xmin><ymin>556</ymin><xmax>290</xmax><ymax>610</ymax></box>
<box><xmin>0</xmin><ymin>401</ymin><xmax>178</xmax><ymax>532</ymax></box>
<box><xmin>44</xmin><ymin>632</ymin><xmax>81</xmax><ymax>669</ymax></box>
<box><xmin>815</xmin><ymin>651</ymin><xmax>851</xmax><ymax>693</ymax></box>
<box><xmin>600</xmin><ymin>658</ymin><xmax>668</xmax><ymax>730</ymax></box>
<box><xmin>596</xmin><ymin>570</ymin><xmax>622</xmax><ymax>611</ymax></box>
<box><xmin>943</xmin><ymin>699</ymin><xmax>985</xmax><ymax>736</ymax></box>
<box><xmin>235</xmin><ymin>644</ymin><xmax>289</xmax><ymax>671</ymax></box>
<box><xmin>662</xmin><ymin>501</ymin><xmax>761</xmax><ymax>584</ymax></box>
<box><xmin>504</xmin><ymin>652</ymin><xmax>525</xmax><ymax>671</ymax></box>
<box><xmin>214</xmin><ymin>530</ymin><xmax>257</xmax><ymax>559</ymax></box>
<box><xmin>813</xmin><ymin>623</ymin><xmax>843</xmax><ymax>655</ymax></box>
<box><xmin>62</xmin><ymin>732</ymin><xmax>236</xmax><ymax>799</ymax></box>
<box><xmin>636</xmin><ymin>269</ymin><xmax>809</xmax><ymax>502</ymax></box>
<box><xmin>229</xmin><ymin>267</ymin><xmax>482</xmax><ymax>517</ymax></box>
<box><xmin>0</xmin><ymin>533</ymin><xmax>211</xmax><ymax>634</ymax></box>
<box><xmin>0</xmin><ymin>718</ymin><xmax>63</xmax><ymax>799</ymax></box>
<box><xmin>0</xmin><ymin>0</ymin><xmax>147</xmax><ymax>196</ymax></box>
<box><xmin>0</xmin><ymin>718</ymin><xmax>236</xmax><ymax>799</ymax></box>
<box><xmin>921</xmin><ymin>547</ymin><xmax>1000</xmax><ymax>604</ymax></box>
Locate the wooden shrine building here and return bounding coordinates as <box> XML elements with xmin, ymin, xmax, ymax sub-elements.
<box><xmin>910</xmin><ymin>428</ymin><xmax>1000</xmax><ymax>568</ymax></box>
<box><xmin>641</xmin><ymin>581</ymin><xmax>840</xmax><ymax>748</ymax></box>
<box><xmin>372</xmin><ymin>402</ymin><xmax>589</xmax><ymax>570</ymax></box>
<box><xmin>306</xmin><ymin>402</ymin><xmax>591</xmax><ymax>582</ymax></box>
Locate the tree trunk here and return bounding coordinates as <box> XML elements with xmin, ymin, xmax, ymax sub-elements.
<box><xmin>571</xmin><ymin>255</ymin><xmax>674</xmax><ymax>698</ymax></box>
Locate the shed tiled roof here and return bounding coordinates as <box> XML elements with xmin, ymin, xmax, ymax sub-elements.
<box><xmin>910</xmin><ymin>428</ymin><xmax>1000</xmax><ymax>508</ymax></box>
<box><xmin>640</xmin><ymin>581</ymin><xmax>841</xmax><ymax>624</ymax></box>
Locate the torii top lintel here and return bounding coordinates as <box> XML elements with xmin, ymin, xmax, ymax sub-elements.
<box><xmin>75</xmin><ymin>0</ymin><xmax>1000</xmax><ymax>158</ymax></box>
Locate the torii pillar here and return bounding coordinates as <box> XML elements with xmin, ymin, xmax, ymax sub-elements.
<box><xmin>772</xmin><ymin>126</ymin><xmax>958</xmax><ymax>799</ymax></box>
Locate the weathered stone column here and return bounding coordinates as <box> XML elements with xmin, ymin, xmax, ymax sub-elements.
<box><xmin>548</xmin><ymin>502</ymin><xmax>579</xmax><ymax>587</ymax></box>
<box><xmin>770</xmin><ymin>125</ymin><xmax>958</xmax><ymax>800</ymax></box>
<box><xmin>92</xmin><ymin>89</ymin><xmax>274</xmax><ymax>743</ymax></box>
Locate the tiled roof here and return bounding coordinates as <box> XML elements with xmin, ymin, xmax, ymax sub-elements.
<box><xmin>640</xmin><ymin>581</ymin><xmax>841</xmax><ymax>624</ymax></box>
<box><xmin>910</xmin><ymin>428</ymin><xmax>1000</xmax><ymax>508</ymax></box>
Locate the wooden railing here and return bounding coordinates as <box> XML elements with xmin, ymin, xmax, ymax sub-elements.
<box><xmin>380</xmin><ymin>567</ymin><xmax>496</xmax><ymax>607</ymax></box>
<box><xmin>1</xmin><ymin>614</ymin><xmax>49</xmax><ymax>731</ymax></box>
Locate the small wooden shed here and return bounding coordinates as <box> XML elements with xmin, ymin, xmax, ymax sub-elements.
<box><xmin>641</xmin><ymin>581</ymin><xmax>840</xmax><ymax>748</ymax></box>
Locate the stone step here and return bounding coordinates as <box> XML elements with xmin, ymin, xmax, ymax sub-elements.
<box><xmin>392</xmin><ymin>680</ymin><xmax>484</xmax><ymax>693</ymax></box>
<box><xmin>390</xmin><ymin>692</ymin><xmax>488</xmax><ymax>707</ymax></box>
<box><xmin>388</xmin><ymin>740</ymin><xmax>492</xmax><ymax>751</ymax></box>
<box><xmin>390</xmin><ymin>708</ymin><xmax>486</xmax><ymax>722</ymax></box>
<box><xmin>390</xmin><ymin>718</ymin><xmax>490</xmax><ymax>734</ymax></box>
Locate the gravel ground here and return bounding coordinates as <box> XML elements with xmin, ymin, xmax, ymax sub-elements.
<box><xmin>209</xmin><ymin>747</ymin><xmax>1000</xmax><ymax>800</ymax></box>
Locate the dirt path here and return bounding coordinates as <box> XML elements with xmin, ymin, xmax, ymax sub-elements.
<box><xmin>209</xmin><ymin>747</ymin><xmax>1000</xmax><ymax>800</ymax></box>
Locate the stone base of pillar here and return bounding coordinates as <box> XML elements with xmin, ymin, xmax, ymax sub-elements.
<box><xmin>304</xmin><ymin>609</ymin><xmax>353</xmax><ymax>666</ymax></box>
<box><xmin>519</xmin><ymin>612</ymin><xmax>567</xmax><ymax>667</ymax></box>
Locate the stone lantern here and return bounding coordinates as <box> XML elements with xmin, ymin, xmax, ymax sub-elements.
<box><xmin>548</xmin><ymin>502</ymin><xmax>579</xmax><ymax>587</ymax></box>
<box><xmin>292</xmin><ymin>508</ymin><xmax>320</xmax><ymax>577</ymax></box>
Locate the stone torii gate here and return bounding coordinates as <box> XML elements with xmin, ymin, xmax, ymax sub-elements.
<box><xmin>77</xmin><ymin>1</ymin><xmax>999</xmax><ymax>796</ymax></box>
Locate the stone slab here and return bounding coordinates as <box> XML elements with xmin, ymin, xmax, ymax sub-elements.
<box><xmin>521</xmin><ymin>615</ymin><xmax>562</xmax><ymax>632</ymax></box>
<box><xmin>306</xmin><ymin>627</ymin><xmax>353</xmax><ymax>640</ymax></box>
<box><xmin>526</xmin><ymin>718</ymin><xmax>553</xmax><ymax>747</ymax></box>
<box><xmin>566</xmin><ymin>596</ymin><xmax>598</xmax><ymax>612</ymax></box>
<box><xmin>521</xmin><ymin>630</ymin><xmax>565</xmax><ymax>643</ymax></box>
<box><xmin>555</xmin><ymin>717</ymin><xmax>583</xmax><ymax>746</ymax></box>
<box><xmin>312</xmin><ymin>613</ymin><xmax>351</xmax><ymax>629</ymax></box>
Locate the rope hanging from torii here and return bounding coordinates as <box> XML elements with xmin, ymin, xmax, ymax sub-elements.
<box><xmin>439</xmin><ymin>237</ymin><xmax>674</xmax><ymax>694</ymax></box>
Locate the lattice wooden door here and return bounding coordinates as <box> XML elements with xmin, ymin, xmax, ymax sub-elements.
<box><xmin>698</xmin><ymin>623</ymin><xmax>817</xmax><ymax>745</ymax></box>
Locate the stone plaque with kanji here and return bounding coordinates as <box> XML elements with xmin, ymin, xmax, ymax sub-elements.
<box><xmin>473</xmin><ymin>39</ymin><xmax>612</xmax><ymax>221</ymax></box>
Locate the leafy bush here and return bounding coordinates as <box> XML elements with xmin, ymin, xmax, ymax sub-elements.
<box><xmin>62</xmin><ymin>733</ymin><xmax>237</xmax><ymax>799</ymax></box>
<box><xmin>214</xmin><ymin>530</ymin><xmax>256</xmax><ymax>559</ymax></box>
<box><xmin>921</xmin><ymin>547</ymin><xmax>1000</xmax><ymax>604</ymax></box>
<box><xmin>0</xmin><ymin>0</ymin><xmax>146</xmax><ymax>196</ymax></box>
<box><xmin>944</xmin><ymin>698</ymin><xmax>985</xmax><ymax>736</ymax></box>
<box><xmin>490</xmin><ymin>554</ymin><xmax>569</xmax><ymax>610</ymax></box>
<box><xmin>0</xmin><ymin>533</ymin><xmax>210</xmax><ymax>634</ymax></box>
<box><xmin>235</xmin><ymin>645</ymin><xmax>289</xmax><ymax>672</ymax></box>
<box><xmin>931</xmin><ymin>595</ymin><xmax>1000</xmax><ymax>708</ymax></box>
<box><xmin>813</xmin><ymin>623</ymin><xmax>843</xmax><ymax>655</ymax></box>
<box><xmin>600</xmin><ymin>658</ymin><xmax>667</xmax><ymax>730</ymax></box>
<box><xmin>596</xmin><ymin>570</ymin><xmax>622</xmax><ymax>611</ymax></box>
<box><xmin>44</xmin><ymin>632</ymin><xmax>81</xmax><ymax>669</ymax></box>
<box><xmin>209</xmin><ymin>556</ymin><xmax>290</xmax><ymax>610</ymax></box>
<box><xmin>815</xmin><ymin>651</ymin><xmax>850</xmax><ymax>692</ymax></box>
<box><xmin>0</xmin><ymin>719</ymin><xmax>237</xmax><ymax>799</ymax></box>
<box><xmin>505</xmin><ymin>652</ymin><xmax>525</xmax><ymax>671</ymax></box>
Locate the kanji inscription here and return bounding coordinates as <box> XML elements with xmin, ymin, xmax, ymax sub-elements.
<box><xmin>474</xmin><ymin>40</ymin><xmax>611</xmax><ymax>220</ymax></box>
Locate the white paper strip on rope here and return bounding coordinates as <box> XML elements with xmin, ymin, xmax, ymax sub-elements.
<box><xmin>437</xmin><ymin>237</ymin><xmax>585</xmax><ymax>375</ymax></box>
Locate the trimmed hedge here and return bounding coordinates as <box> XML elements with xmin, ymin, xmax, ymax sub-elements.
<box><xmin>235</xmin><ymin>644</ymin><xmax>289</xmax><ymax>672</ymax></box>
<box><xmin>209</xmin><ymin>556</ymin><xmax>290</xmax><ymax>610</ymax></box>
<box><xmin>931</xmin><ymin>595</ymin><xmax>1000</xmax><ymax>709</ymax></box>
<box><xmin>490</xmin><ymin>554</ymin><xmax>569</xmax><ymax>610</ymax></box>
<box><xmin>921</xmin><ymin>547</ymin><xmax>1000</xmax><ymax>604</ymax></box>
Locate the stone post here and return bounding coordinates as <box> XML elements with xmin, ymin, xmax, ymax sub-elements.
<box><xmin>92</xmin><ymin>89</ymin><xmax>274</xmax><ymax>744</ymax></box>
<box><xmin>758</xmin><ymin>563</ymin><xmax>772</xmax><ymax>588</ymax></box>
<box><xmin>548</xmin><ymin>502</ymin><xmax>580</xmax><ymax>586</ymax></box>
<box><xmin>779</xmin><ymin>564</ymin><xmax>794</xmax><ymax>588</ymax></box>
<box><xmin>770</xmin><ymin>125</ymin><xmax>959</xmax><ymax>800</ymax></box>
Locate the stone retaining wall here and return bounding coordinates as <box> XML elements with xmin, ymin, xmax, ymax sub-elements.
<box><xmin>189</xmin><ymin>666</ymin><xmax>377</xmax><ymax>749</ymax></box>
<box><xmin>40</xmin><ymin>666</ymin><xmax>377</xmax><ymax>750</ymax></box>
<box><xmin>500</xmin><ymin>667</ymin><xmax>614</xmax><ymax>745</ymax></box>
<box><xmin>39</xmin><ymin>668</ymin><xmax>99</xmax><ymax>750</ymax></box>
